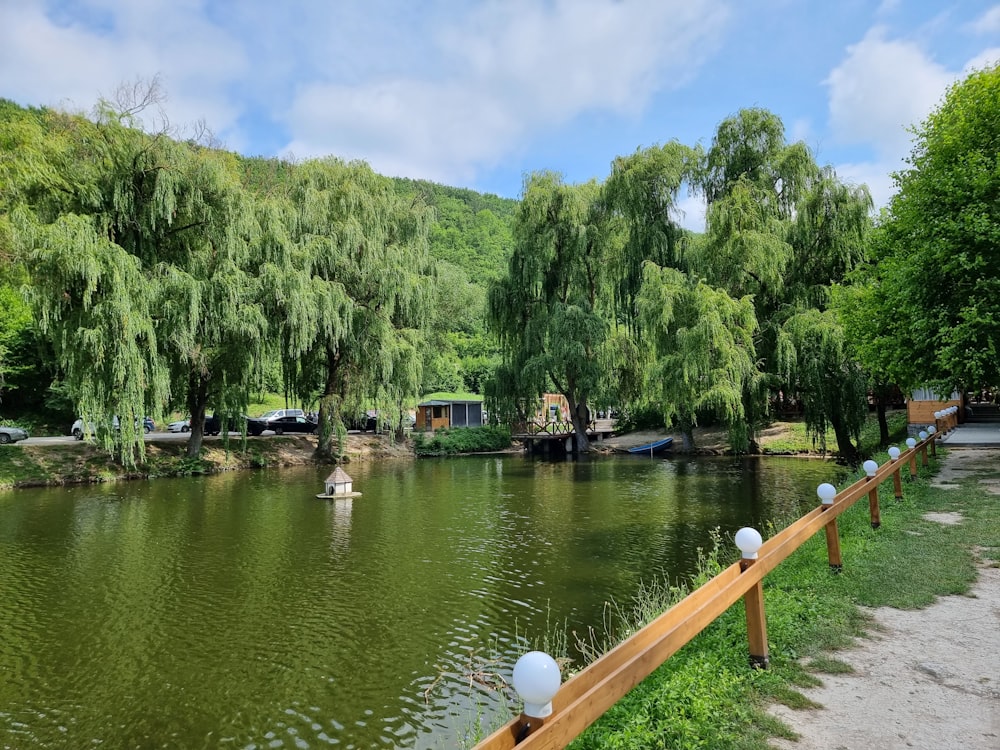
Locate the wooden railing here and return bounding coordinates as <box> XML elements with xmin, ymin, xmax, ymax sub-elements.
<box><xmin>474</xmin><ymin>408</ymin><xmax>958</xmax><ymax>749</ymax></box>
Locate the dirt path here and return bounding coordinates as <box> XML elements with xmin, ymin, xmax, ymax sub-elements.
<box><xmin>768</xmin><ymin>448</ymin><xmax>1000</xmax><ymax>750</ymax></box>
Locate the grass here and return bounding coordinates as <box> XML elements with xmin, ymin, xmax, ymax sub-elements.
<box><xmin>761</xmin><ymin>410</ymin><xmax>909</xmax><ymax>456</ymax></box>
<box><xmin>509</xmin><ymin>445</ymin><xmax>1000</xmax><ymax>750</ymax></box>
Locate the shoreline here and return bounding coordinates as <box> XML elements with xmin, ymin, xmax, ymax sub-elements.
<box><xmin>0</xmin><ymin>421</ymin><xmax>853</xmax><ymax>490</ymax></box>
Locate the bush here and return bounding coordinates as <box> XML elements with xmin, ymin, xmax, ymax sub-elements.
<box><xmin>413</xmin><ymin>425</ymin><xmax>511</xmax><ymax>456</ymax></box>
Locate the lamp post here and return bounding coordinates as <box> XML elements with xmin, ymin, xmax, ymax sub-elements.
<box><xmin>906</xmin><ymin>436</ymin><xmax>918</xmax><ymax>479</ymax></box>
<box><xmin>734</xmin><ymin>527</ymin><xmax>768</xmax><ymax>669</ymax></box>
<box><xmin>863</xmin><ymin>459</ymin><xmax>881</xmax><ymax>529</ymax></box>
<box><xmin>511</xmin><ymin>650</ymin><xmax>561</xmax><ymax>742</ymax></box>
<box><xmin>817</xmin><ymin>483</ymin><xmax>842</xmax><ymax>572</ymax></box>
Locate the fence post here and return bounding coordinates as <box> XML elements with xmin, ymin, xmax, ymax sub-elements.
<box><xmin>735</xmin><ymin>528</ymin><xmax>769</xmax><ymax>669</ymax></box>
<box><xmin>863</xmin><ymin>460</ymin><xmax>881</xmax><ymax>529</ymax></box>
<box><xmin>919</xmin><ymin>429</ymin><xmax>930</xmax><ymax>467</ymax></box>
<box><xmin>886</xmin><ymin>446</ymin><xmax>903</xmax><ymax>500</ymax></box>
<box><xmin>905</xmin><ymin>437</ymin><xmax>918</xmax><ymax>478</ymax></box>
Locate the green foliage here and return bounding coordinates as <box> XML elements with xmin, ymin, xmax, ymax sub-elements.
<box><xmin>412</xmin><ymin>425</ymin><xmax>511</xmax><ymax>456</ymax></box>
<box><xmin>776</xmin><ymin>309</ymin><xmax>867</xmax><ymax>460</ymax></box>
<box><xmin>487</xmin><ymin>173</ymin><xmax>612</xmax><ymax>450</ymax></box>
<box><xmin>845</xmin><ymin>64</ymin><xmax>1000</xmax><ymax>393</ymax></box>
<box><xmin>637</xmin><ymin>264</ymin><xmax>759</xmax><ymax>451</ymax></box>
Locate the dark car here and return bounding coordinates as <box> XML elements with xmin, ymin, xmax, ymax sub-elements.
<box><xmin>204</xmin><ymin>413</ymin><xmax>244</xmax><ymax>435</ymax></box>
<box><xmin>247</xmin><ymin>414</ymin><xmax>318</xmax><ymax>436</ymax></box>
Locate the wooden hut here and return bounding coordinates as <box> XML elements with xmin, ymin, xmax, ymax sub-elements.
<box><xmin>415</xmin><ymin>394</ymin><xmax>484</xmax><ymax>431</ymax></box>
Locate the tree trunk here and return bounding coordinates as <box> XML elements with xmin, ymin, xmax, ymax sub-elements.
<box><xmin>185</xmin><ymin>369</ymin><xmax>209</xmax><ymax>459</ymax></box>
<box><xmin>565</xmin><ymin>394</ymin><xmax>592</xmax><ymax>453</ymax></box>
<box><xmin>873</xmin><ymin>387</ymin><xmax>890</xmax><ymax>444</ymax></box>
<box><xmin>831</xmin><ymin>416</ymin><xmax>860</xmax><ymax>465</ymax></box>
<box><xmin>315</xmin><ymin>347</ymin><xmax>344</xmax><ymax>462</ymax></box>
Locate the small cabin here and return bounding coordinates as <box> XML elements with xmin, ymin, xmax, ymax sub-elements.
<box><xmin>415</xmin><ymin>395</ymin><xmax>484</xmax><ymax>431</ymax></box>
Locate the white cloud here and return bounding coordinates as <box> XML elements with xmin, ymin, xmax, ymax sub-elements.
<box><xmin>964</xmin><ymin>47</ymin><xmax>1000</xmax><ymax>74</ymax></box>
<box><xmin>0</xmin><ymin>0</ymin><xmax>247</xmax><ymax>139</ymax></box>
<box><xmin>832</xmin><ymin>160</ymin><xmax>899</xmax><ymax>214</ymax></box>
<box><xmin>968</xmin><ymin>5</ymin><xmax>1000</xmax><ymax>33</ymax></box>
<box><xmin>675</xmin><ymin>192</ymin><xmax>707</xmax><ymax>234</ymax></box>
<box><xmin>824</xmin><ymin>27</ymin><xmax>954</xmax><ymax>161</ymax></box>
<box><xmin>282</xmin><ymin>0</ymin><xmax>729</xmax><ymax>182</ymax></box>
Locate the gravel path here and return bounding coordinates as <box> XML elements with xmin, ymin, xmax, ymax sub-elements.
<box><xmin>768</xmin><ymin>448</ymin><xmax>1000</xmax><ymax>750</ymax></box>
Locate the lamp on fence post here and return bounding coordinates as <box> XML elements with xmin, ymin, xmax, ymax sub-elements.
<box><xmin>863</xmin><ymin>459</ymin><xmax>881</xmax><ymax>529</ymax></box>
<box><xmin>887</xmin><ymin>446</ymin><xmax>903</xmax><ymax>500</ymax></box>
<box><xmin>817</xmin><ymin>483</ymin><xmax>842</xmax><ymax>572</ymax></box>
<box><xmin>934</xmin><ymin>411</ymin><xmax>942</xmax><ymax>436</ymax></box>
<box><xmin>511</xmin><ymin>650</ymin><xmax>561</xmax><ymax>743</ymax></box>
<box><xmin>927</xmin><ymin>425</ymin><xmax>937</xmax><ymax>457</ymax></box>
<box><xmin>906</xmin><ymin>437</ymin><xmax>918</xmax><ymax>478</ymax></box>
<box><xmin>735</xmin><ymin>527</ymin><xmax>769</xmax><ymax>669</ymax></box>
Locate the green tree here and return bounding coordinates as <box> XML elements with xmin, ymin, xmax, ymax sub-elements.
<box><xmin>776</xmin><ymin>309</ymin><xmax>867</xmax><ymax>463</ymax></box>
<box><xmin>851</xmin><ymin>64</ymin><xmax>1000</xmax><ymax>393</ymax></box>
<box><xmin>487</xmin><ymin>172</ymin><xmax>611</xmax><ymax>452</ymax></box>
<box><xmin>637</xmin><ymin>264</ymin><xmax>759</xmax><ymax>451</ymax></box>
<box><xmin>286</xmin><ymin>158</ymin><xmax>433</xmax><ymax>460</ymax></box>
<box><xmin>687</xmin><ymin>108</ymin><xmax>871</xmax><ymax>453</ymax></box>
<box><xmin>9</xmin><ymin>95</ymin><xmax>268</xmax><ymax>461</ymax></box>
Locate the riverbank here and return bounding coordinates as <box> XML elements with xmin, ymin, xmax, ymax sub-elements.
<box><xmin>0</xmin><ymin>414</ymin><xmax>904</xmax><ymax>489</ymax></box>
<box><xmin>566</xmin><ymin>445</ymin><xmax>999</xmax><ymax>750</ymax></box>
<box><xmin>0</xmin><ymin>432</ymin><xmax>412</xmax><ymax>489</ymax></box>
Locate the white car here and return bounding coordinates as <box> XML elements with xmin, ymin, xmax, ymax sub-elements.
<box><xmin>167</xmin><ymin>419</ymin><xmax>191</xmax><ymax>433</ymax></box>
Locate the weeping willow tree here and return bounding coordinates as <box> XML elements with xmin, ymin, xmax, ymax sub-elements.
<box><xmin>149</xmin><ymin>145</ymin><xmax>267</xmax><ymax>457</ymax></box>
<box><xmin>636</xmin><ymin>263</ymin><xmax>758</xmax><ymax>450</ymax></box>
<box><xmin>777</xmin><ymin>309</ymin><xmax>867</xmax><ymax>463</ymax></box>
<box><xmin>685</xmin><ymin>108</ymin><xmax>871</xmax><ymax>452</ymax></box>
<box><xmin>487</xmin><ymin>172</ymin><xmax>613</xmax><ymax>453</ymax></box>
<box><xmin>6</xmin><ymin>94</ymin><xmax>271</xmax><ymax>461</ymax></box>
<box><xmin>602</xmin><ymin>142</ymin><xmax>695</xmax><ymax>321</ymax></box>
<box><xmin>285</xmin><ymin>158</ymin><xmax>433</xmax><ymax>461</ymax></box>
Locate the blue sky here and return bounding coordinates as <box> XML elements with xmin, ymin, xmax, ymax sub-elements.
<box><xmin>2</xmin><ymin>1</ymin><xmax>998</xmax><ymax>229</ymax></box>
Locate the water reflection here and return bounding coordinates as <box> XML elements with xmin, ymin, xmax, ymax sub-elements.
<box><xmin>0</xmin><ymin>455</ymin><xmax>844</xmax><ymax>748</ymax></box>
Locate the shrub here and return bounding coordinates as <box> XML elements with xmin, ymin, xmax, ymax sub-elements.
<box><xmin>413</xmin><ymin>425</ymin><xmax>511</xmax><ymax>456</ymax></box>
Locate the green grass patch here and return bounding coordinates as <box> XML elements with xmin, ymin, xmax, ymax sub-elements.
<box><xmin>804</xmin><ymin>655</ymin><xmax>855</xmax><ymax>675</ymax></box>
<box><xmin>762</xmin><ymin>411</ymin><xmax>908</xmax><ymax>456</ymax></box>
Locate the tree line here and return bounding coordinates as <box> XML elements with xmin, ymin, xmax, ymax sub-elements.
<box><xmin>1</xmin><ymin>64</ymin><xmax>996</xmax><ymax>466</ymax></box>
<box><xmin>488</xmin><ymin>64</ymin><xmax>999</xmax><ymax>462</ymax></box>
<box><xmin>0</xmin><ymin>92</ymin><xmax>512</xmax><ymax>464</ymax></box>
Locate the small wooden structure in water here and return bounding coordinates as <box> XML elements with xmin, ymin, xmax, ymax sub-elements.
<box><xmin>317</xmin><ymin>467</ymin><xmax>362</xmax><ymax>499</ymax></box>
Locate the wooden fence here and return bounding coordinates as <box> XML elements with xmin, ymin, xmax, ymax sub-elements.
<box><xmin>474</xmin><ymin>409</ymin><xmax>958</xmax><ymax>749</ymax></box>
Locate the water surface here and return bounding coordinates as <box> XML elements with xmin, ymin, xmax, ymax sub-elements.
<box><xmin>0</xmin><ymin>454</ymin><xmax>844</xmax><ymax>748</ymax></box>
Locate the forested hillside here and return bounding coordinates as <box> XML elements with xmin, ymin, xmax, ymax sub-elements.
<box><xmin>0</xmin><ymin>96</ymin><xmax>513</xmax><ymax>462</ymax></box>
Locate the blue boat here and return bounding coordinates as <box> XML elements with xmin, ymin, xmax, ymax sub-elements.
<box><xmin>626</xmin><ymin>436</ymin><xmax>674</xmax><ymax>455</ymax></box>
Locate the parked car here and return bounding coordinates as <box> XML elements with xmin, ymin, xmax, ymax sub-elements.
<box><xmin>167</xmin><ymin>418</ymin><xmax>191</xmax><ymax>433</ymax></box>
<box><xmin>71</xmin><ymin>418</ymin><xmax>95</xmax><ymax>439</ymax></box>
<box><xmin>72</xmin><ymin>416</ymin><xmax>154</xmax><ymax>439</ymax></box>
<box><xmin>247</xmin><ymin>414</ymin><xmax>317</xmax><ymax>436</ymax></box>
<box><xmin>0</xmin><ymin>425</ymin><xmax>28</xmax><ymax>444</ymax></box>
<box><xmin>168</xmin><ymin>414</ymin><xmax>227</xmax><ymax>435</ymax></box>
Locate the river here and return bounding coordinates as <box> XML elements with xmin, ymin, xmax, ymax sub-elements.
<box><xmin>0</xmin><ymin>454</ymin><xmax>845</xmax><ymax>748</ymax></box>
